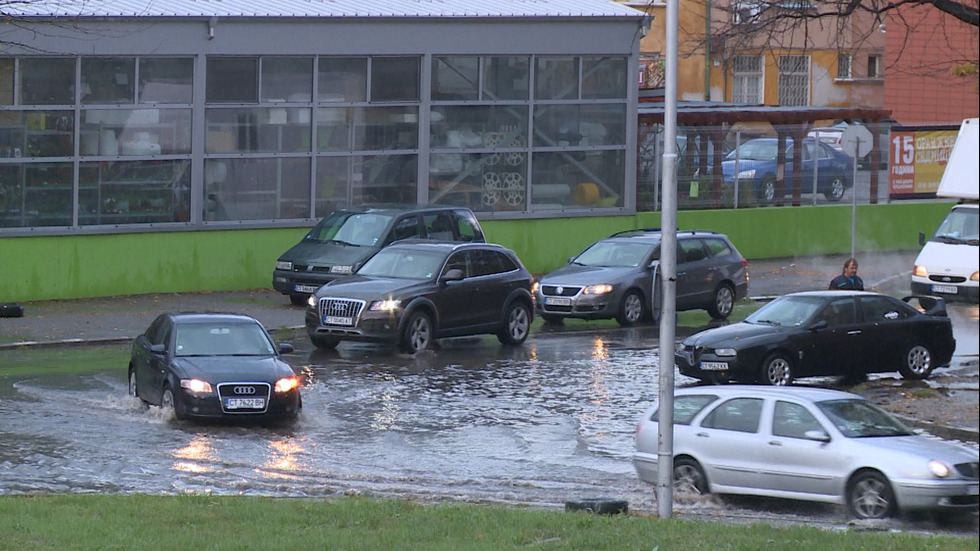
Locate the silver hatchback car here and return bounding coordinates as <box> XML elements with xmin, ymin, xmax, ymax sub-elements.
<box><xmin>533</xmin><ymin>229</ymin><xmax>748</xmax><ymax>326</ymax></box>
<box><xmin>633</xmin><ymin>386</ymin><xmax>979</xmax><ymax>520</ymax></box>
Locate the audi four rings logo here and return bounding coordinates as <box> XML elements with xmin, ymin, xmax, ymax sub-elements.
<box><xmin>233</xmin><ymin>386</ymin><xmax>256</xmax><ymax>395</ymax></box>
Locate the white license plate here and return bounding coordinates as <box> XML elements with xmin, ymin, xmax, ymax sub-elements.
<box><xmin>225</xmin><ymin>398</ymin><xmax>265</xmax><ymax>409</ymax></box>
<box><xmin>294</xmin><ymin>284</ymin><xmax>319</xmax><ymax>293</ymax></box>
<box><xmin>545</xmin><ymin>296</ymin><xmax>572</xmax><ymax>306</ymax></box>
<box><xmin>931</xmin><ymin>284</ymin><xmax>957</xmax><ymax>294</ymax></box>
<box><xmin>324</xmin><ymin>315</ymin><xmax>353</xmax><ymax>326</ymax></box>
<box><xmin>700</xmin><ymin>361</ymin><xmax>729</xmax><ymax>371</ymax></box>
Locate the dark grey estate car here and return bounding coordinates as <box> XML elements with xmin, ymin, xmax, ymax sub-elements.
<box><xmin>534</xmin><ymin>229</ymin><xmax>748</xmax><ymax>326</ymax></box>
<box><xmin>273</xmin><ymin>205</ymin><xmax>484</xmax><ymax>305</ymax></box>
<box><xmin>305</xmin><ymin>240</ymin><xmax>534</xmax><ymax>354</ymax></box>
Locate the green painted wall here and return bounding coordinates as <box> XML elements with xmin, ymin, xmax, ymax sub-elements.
<box><xmin>2</xmin><ymin>202</ymin><xmax>955</xmax><ymax>302</ymax></box>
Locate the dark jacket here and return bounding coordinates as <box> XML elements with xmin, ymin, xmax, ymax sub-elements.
<box><xmin>829</xmin><ymin>274</ymin><xmax>864</xmax><ymax>290</ymax></box>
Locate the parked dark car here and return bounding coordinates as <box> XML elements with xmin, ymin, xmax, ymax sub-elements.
<box><xmin>676</xmin><ymin>291</ymin><xmax>956</xmax><ymax>385</ymax></box>
<box><xmin>305</xmin><ymin>240</ymin><xmax>534</xmax><ymax>353</ymax></box>
<box><xmin>534</xmin><ymin>229</ymin><xmax>748</xmax><ymax>326</ymax></box>
<box><xmin>128</xmin><ymin>313</ymin><xmax>301</xmax><ymax>422</ymax></box>
<box><xmin>634</xmin><ymin>386</ymin><xmax>979</xmax><ymax>520</ymax></box>
<box><xmin>723</xmin><ymin>138</ymin><xmax>854</xmax><ymax>203</ymax></box>
<box><xmin>273</xmin><ymin>205</ymin><xmax>485</xmax><ymax>305</ymax></box>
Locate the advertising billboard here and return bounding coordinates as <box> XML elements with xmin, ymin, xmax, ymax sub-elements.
<box><xmin>889</xmin><ymin>125</ymin><xmax>959</xmax><ymax>199</ymax></box>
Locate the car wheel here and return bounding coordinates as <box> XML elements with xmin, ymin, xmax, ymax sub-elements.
<box><xmin>161</xmin><ymin>385</ymin><xmax>186</xmax><ymax>421</ymax></box>
<box><xmin>673</xmin><ymin>457</ymin><xmax>708</xmax><ymax>495</ymax></box>
<box><xmin>289</xmin><ymin>294</ymin><xmax>307</xmax><ymax>307</ymax></box>
<box><xmin>899</xmin><ymin>344</ymin><xmax>934</xmax><ymax>380</ymax></box>
<box><xmin>706</xmin><ymin>284</ymin><xmax>735</xmax><ymax>319</ymax></box>
<box><xmin>128</xmin><ymin>368</ymin><xmax>149</xmax><ymax>407</ymax></box>
<box><xmin>824</xmin><ymin>176</ymin><xmax>846</xmax><ymax>201</ymax></box>
<box><xmin>498</xmin><ymin>302</ymin><xmax>531</xmax><ymax>345</ymax></box>
<box><xmin>310</xmin><ymin>334</ymin><xmax>340</xmax><ymax>350</ymax></box>
<box><xmin>615</xmin><ymin>291</ymin><xmax>644</xmax><ymax>326</ymax></box>
<box><xmin>760</xmin><ymin>353</ymin><xmax>793</xmax><ymax>385</ymax></box>
<box><xmin>848</xmin><ymin>470</ymin><xmax>895</xmax><ymax>520</ymax></box>
<box><xmin>399</xmin><ymin>311</ymin><xmax>433</xmax><ymax>354</ymax></box>
<box><xmin>760</xmin><ymin>177</ymin><xmax>777</xmax><ymax>203</ymax></box>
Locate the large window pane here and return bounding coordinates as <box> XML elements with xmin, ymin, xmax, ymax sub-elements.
<box><xmin>483</xmin><ymin>56</ymin><xmax>529</xmax><ymax>101</ymax></box>
<box><xmin>81</xmin><ymin>58</ymin><xmax>135</xmax><ymax>104</ymax></box>
<box><xmin>22</xmin><ymin>162</ymin><xmax>73</xmax><ymax>226</ymax></box>
<box><xmin>317</xmin><ymin>106</ymin><xmax>418</xmax><ymax>152</ymax></box>
<box><xmin>582</xmin><ymin>56</ymin><xmax>627</xmax><ymax>99</ymax></box>
<box><xmin>430</xmin><ymin>153</ymin><xmax>525</xmax><ymax>212</ymax></box>
<box><xmin>430</xmin><ymin>105</ymin><xmax>527</xmax><ymax>149</ymax></box>
<box><xmin>315</xmin><ymin>156</ymin><xmax>352</xmax><ymax>216</ymax></box>
<box><xmin>204</xmin><ymin>157</ymin><xmax>311</xmax><ymax>221</ymax></box>
<box><xmin>533</xmin><ymin>104</ymin><xmax>625</xmax><ymax>147</ymax></box>
<box><xmin>535</xmin><ymin>57</ymin><xmax>578</xmax><ymax>100</ymax></box>
<box><xmin>79</xmin><ymin>160</ymin><xmax>191</xmax><ymax>225</ymax></box>
<box><xmin>357</xmin><ymin>153</ymin><xmax>417</xmax><ymax>203</ymax></box>
<box><xmin>206</xmin><ymin>57</ymin><xmax>258</xmax><ymax>103</ymax></box>
<box><xmin>531</xmin><ymin>150</ymin><xmax>623</xmax><ymax>210</ymax></box>
<box><xmin>206</xmin><ymin>107</ymin><xmax>311</xmax><ymax>153</ymax></box>
<box><xmin>318</xmin><ymin>58</ymin><xmax>367</xmax><ymax>102</ymax></box>
<box><xmin>139</xmin><ymin>58</ymin><xmax>193</xmax><ymax>103</ymax></box>
<box><xmin>81</xmin><ymin>108</ymin><xmax>191</xmax><ymax>156</ymax></box>
<box><xmin>22</xmin><ymin>111</ymin><xmax>74</xmax><ymax>157</ymax></box>
<box><xmin>20</xmin><ymin>58</ymin><xmax>75</xmax><ymax>105</ymax></box>
<box><xmin>0</xmin><ymin>59</ymin><xmax>14</xmax><ymax>105</ymax></box>
<box><xmin>371</xmin><ymin>57</ymin><xmax>420</xmax><ymax>102</ymax></box>
<box><xmin>261</xmin><ymin>57</ymin><xmax>313</xmax><ymax>102</ymax></box>
<box><xmin>0</xmin><ymin>164</ymin><xmax>24</xmax><ymax>227</ymax></box>
<box><xmin>433</xmin><ymin>57</ymin><xmax>479</xmax><ymax>101</ymax></box>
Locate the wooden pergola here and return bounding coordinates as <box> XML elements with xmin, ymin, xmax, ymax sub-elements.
<box><xmin>637</xmin><ymin>103</ymin><xmax>893</xmax><ymax>206</ymax></box>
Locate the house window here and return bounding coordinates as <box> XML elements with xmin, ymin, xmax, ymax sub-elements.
<box><xmin>837</xmin><ymin>54</ymin><xmax>851</xmax><ymax>79</ymax></box>
<box><xmin>867</xmin><ymin>55</ymin><xmax>882</xmax><ymax>78</ymax></box>
<box><xmin>732</xmin><ymin>55</ymin><xmax>763</xmax><ymax>104</ymax></box>
<box><xmin>777</xmin><ymin>55</ymin><xmax>809</xmax><ymax>106</ymax></box>
<box><xmin>731</xmin><ymin>2</ymin><xmax>761</xmax><ymax>24</ymax></box>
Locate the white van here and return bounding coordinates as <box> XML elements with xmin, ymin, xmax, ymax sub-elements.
<box><xmin>910</xmin><ymin>118</ymin><xmax>979</xmax><ymax>302</ymax></box>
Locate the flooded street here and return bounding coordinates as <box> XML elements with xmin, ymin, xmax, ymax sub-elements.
<box><xmin>1</xmin><ymin>323</ymin><xmax>977</xmax><ymax>536</ymax></box>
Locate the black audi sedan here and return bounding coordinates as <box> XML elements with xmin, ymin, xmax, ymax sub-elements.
<box><xmin>305</xmin><ymin>240</ymin><xmax>534</xmax><ymax>354</ymax></box>
<box><xmin>676</xmin><ymin>291</ymin><xmax>956</xmax><ymax>385</ymax></box>
<box><xmin>128</xmin><ymin>313</ymin><xmax>301</xmax><ymax>421</ymax></box>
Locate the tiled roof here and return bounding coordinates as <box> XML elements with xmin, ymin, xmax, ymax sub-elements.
<box><xmin>9</xmin><ymin>0</ymin><xmax>645</xmax><ymax>18</ymax></box>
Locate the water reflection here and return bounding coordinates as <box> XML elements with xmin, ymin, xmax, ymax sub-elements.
<box><xmin>173</xmin><ymin>435</ymin><xmax>216</xmax><ymax>474</ymax></box>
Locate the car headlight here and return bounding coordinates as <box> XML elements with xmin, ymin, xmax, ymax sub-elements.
<box><xmin>180</xmin><ymin>379</ymin><xmax>213</xmax><ymax>395</ymax></box>
<box><xmin>275</xmin><ymin>376</ymin><xmax>300</xmax><ymax>394</ymax></box>
<box><xmin>307</xmin><ymin>295</ymin><xmax>317</xmax><ymax>308</ymax></box>
<box><xmin>583</xmin><ymin>284</ymin><xmax>613</xmax><ymax>295</ymax></box>
<box><xmin>531</xmin><ymin>281</ymin><xmax>539</xmax><ymax>293</ymax></box>
<box><xmin>736</xmin><ymin>169</ymin><xmax>756</xmax><ymax>179</ymax></box>
<box><xmin>912</xmin><ymin>265</ymin><xmax>928</xmax><ymax>278</ymax></box>
<box><xmin>330</xmin><ymin>265</ymin><xmax>353</xmax><ymax>274</ymax></box>
<box><xmin>971</xmin><ymin>271</ymin><xmax>979</xmax><ymax>282</ymax></box>
<box><xmin>928</xmin><ymin>460</ymin><xmax>952</xmax><ymax>478</ymax></box>
<box><xmin>276</xmin><ymin>260</ymin><xmax>293</xmax><ymax>270</ymax></box>
<box><xmin>714</xmin><ymin>348</ymin><xmax>737</xmax><ymax>357</ymax></box>
<box><xmin>370</xmin><ymin>299</ymin><xmax>402</xmax><ymax>312</ymax></box>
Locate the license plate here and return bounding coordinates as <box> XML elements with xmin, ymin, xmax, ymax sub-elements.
<box><xmin>324</xmin><ymin>315</ymin><xmax>353</xmax><ymax>326</ymax></box>
<box><xmin>700</xmin><ymin>361</ymin><xmax>729</xmax><ymax>371</ymax></box>
<box><xmin>225</xmin><ymin>398</ymin><xmax>265</xmax><ymax>409</ymax></box>
<box><xmin>294</xmin><ymin>284</ymin><xmax>319</xmax><ymax>293</ymax></box>
<box><xmin>545</xmin><ymin>296</ymin><xmax>572</xmax><ymax>306</ymax></box>
<box><xmin>931</xmin><ymin>284</ymin><xmax>957</xmax><ymax>294</ymax></box>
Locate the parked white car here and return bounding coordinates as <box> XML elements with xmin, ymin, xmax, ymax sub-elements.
<box><xmin>633</xmin><ymin>385</ymin><xmax>979</xmax><ymax>520</ymax></box>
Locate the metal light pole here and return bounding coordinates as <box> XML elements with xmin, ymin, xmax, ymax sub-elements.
<box><xmin>656</xmin><ymin>0</ymin><xmax>679</xmax><ymax>520</ymax></box>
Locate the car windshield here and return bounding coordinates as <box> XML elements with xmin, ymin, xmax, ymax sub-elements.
<box><xmin>745</xmin><ymin>295</ymin><xmax>824</xmax><ymax>326</ymax></box>
<box><xmin>727</xmin><ymin>141</ymin><xmax>779</xmax><ymax>161</ymax></box>
<box><xmin>357</xmin><ymin>248</ymin><xmax>447</xmax><ymax>280</ymax></box>
<box><xmin>574</xmin><ymin>241</ymin><xmax>653</xmax><ymax>268</ymax></box>
<box><xmin>932</xmin><ymin>208</ymin><xmax>979</xmax><ymax>245</ymax></box>
<box><xmin>815</xmin><ymin>399</ymin><xmax>915</xmax><ymax>438</ymax></box>
<box><xmin>175</xmin><ymin>322</ymin><xmax>276</xmax><ymax>357</ymax></box>
<box><xmin>304</xmin><ymin>212</ymin><xmax>393</xmax><ymax>247</ymax></box>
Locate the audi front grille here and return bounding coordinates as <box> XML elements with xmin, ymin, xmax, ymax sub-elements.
<box><xmin>317</xmin><ymin>297</ymin><xmax>366</xmax><ymax>324</ymax></box>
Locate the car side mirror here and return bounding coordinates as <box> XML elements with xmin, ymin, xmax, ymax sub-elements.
<box><xmin>441</xmin><ymin>268</ymin><xmax>465</xmax><ymax>282</ymax></box>
<box><xmin>803</xmin><ymin>430</ymin><xmax>831</xmax><ymax>443</ymax></box>
<box><xmin>150</xmin><ymin>343</ymin><xmax>166</xmax><ymax>355</ymax></box>
<box><xmin>808</xmin><ymin>319</ymin><xmax>828</xmax><ymax>331</ymax></box>
<box><xmin>918</xmin><ymin>232</ymin><xmax>926</xmax><ymax>247</ymax></box>
<box><xmin>278</xmin><ymin>342</ymin><xmax>294</xmax><ymax>354</ymax></box>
